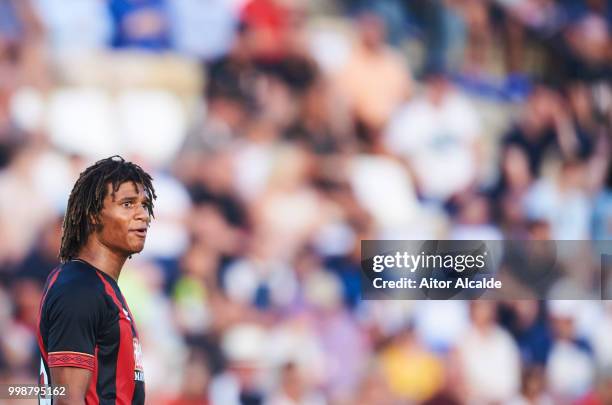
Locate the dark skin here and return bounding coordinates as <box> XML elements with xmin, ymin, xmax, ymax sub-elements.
<box><xmin>51</xmin><ymin>181</ymin><xmax>151</xmax><ymax>405</ymax></box>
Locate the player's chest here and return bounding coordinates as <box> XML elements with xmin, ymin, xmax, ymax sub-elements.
<box><xmin>97</xmin><ymin>303</ymin><xmax>145</xmax><ymax>380</ymax></box>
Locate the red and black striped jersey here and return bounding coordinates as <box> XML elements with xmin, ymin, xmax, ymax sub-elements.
<box><xmin>37</xmin><ymin>259</ymin><xmax>145</xmax><ymax>405</ymax></box>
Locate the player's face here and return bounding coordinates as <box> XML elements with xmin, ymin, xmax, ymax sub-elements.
<box><xmin>97</xmin><ymin>181</ymin><xmax>151</xmax><ymax>257</ymax></box>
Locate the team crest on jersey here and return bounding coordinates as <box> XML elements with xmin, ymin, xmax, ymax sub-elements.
<box><xmin>133</xmin><ymin>338</ymin><xmax>144</xmax><ymax>382</ymax></box>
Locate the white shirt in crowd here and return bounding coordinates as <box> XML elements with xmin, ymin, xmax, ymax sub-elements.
<box><xmin>385</xmin><ymin>90</ymin><xmax>481</xmax><ymax>201</ymax></box>
<box><xmin>457</xmin><ymin>325</ymin><xmax>521</xmax><ymax>403</ymax></box>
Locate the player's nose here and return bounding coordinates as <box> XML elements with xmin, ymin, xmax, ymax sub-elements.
<box><xmin>134</xmin><ymin>203</ymin><xmax>149</xmax><ymax>222</ymax></box>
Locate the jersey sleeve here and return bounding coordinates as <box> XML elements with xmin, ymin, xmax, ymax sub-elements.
<box><xmin>45</xmin><ymin>284</ymin><xmax>104</xmax><ymax>371</ymax></box>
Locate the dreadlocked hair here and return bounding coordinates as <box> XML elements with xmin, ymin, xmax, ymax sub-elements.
<box><xmin>59</xmin><ymin>155</ymin><xmax>156</xmax><ymax>263</ymax></box>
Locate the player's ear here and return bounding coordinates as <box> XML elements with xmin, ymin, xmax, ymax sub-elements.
<box><xmin>89</xmin><ymin>213</ymin><xmax>102</xmax><ymax>231</ymax></box>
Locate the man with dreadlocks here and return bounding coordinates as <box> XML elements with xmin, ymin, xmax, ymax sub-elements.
<box><xmin>37</xmin><ymin>156</ymin><xmax>156</xmax><ymax>405</ymax></box>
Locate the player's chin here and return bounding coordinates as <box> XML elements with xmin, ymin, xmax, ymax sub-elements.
<box><xmin>128</xmin><ymin>240</ymin><xmax>146</xmax><ymax>254</ymax></box>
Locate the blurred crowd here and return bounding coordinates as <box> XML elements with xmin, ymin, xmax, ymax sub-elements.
<box><xmin>0</xmin><ymin>0</ymin><xmax>611</xmax><ymax>404</ymax></box>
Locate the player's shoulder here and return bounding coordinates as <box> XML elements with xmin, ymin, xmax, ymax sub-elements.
<box><xmin>44</xmin><ymin>260</ymin><xmax>107</xmax><ymax>306</ymax></box>
<box><xmin>41</xmin><ymin>261</ymin><xmax>116</xmax><ymax>334</ymax></box>
<box><xmin>53</xmin><ymin>260</ymin><xmax>105</xmax><ymax>287</ymax></box>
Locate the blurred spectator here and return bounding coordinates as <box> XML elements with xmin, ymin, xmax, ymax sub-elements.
<box><xmin>210</xmin><ymin>324</ymin><xmax>268</xmax><ymax>405</ymax></box>
<box><xmin>181</xmin><ymin>85</ymin><xmax>252</xmax><ymax>153</ymax></box>
<box><xmin>523</xmin><ymin>161</ymin><xmax>591</xmax><ymax>239</ymax></box>
<box><xmin>456</xmin><ymin>301</ymin><xmax>521</xmax><ymax>403</ymax></box>
<box><xmin>349</xmin><ymin>364</ymin><xmax>397</xmax><ymax>405</ymax></box>
<box><xmin>414</xmin><ymin>301</ymin><xmax>469</xmax><ymax>354</ymax></box>
<box><xmin>0</xmin><ymin>0</ymin><xmax>46</xmax><ymax>88</ymax></box>
<box><xmin>576</xmin><ymin>366</ymin><xmax>612</xmax><ymax>405</ymax></box>
<box><xmin>0</xmin><ymin>280</ymin><xmax>38</xmax><ymax>378</ymax></box>
<box><xmin>251</xmin><ymin>146</ymin><xmax>328</xmax><ymax>260</ymax></box>
<box><xmin>562</xmin><ymin>82</ymin><xmax>600</xmax><ymax>159</ymax></box>
<box><xmin>163</xmin><ymin>349</ymin><xmax>211</xmax><ymax>405</ymax></box>
<box><xmin>502</xmin><ymin>85</ymin><xmax>578</xmax><ymax>177</ymax></box>
<box><xmin>109</xmin><ymin>0</ymin><xmax>171</xmax><ymax>50</ymax></box>
<box><xmin>284</xmin><ymin>76</ymin><xmax>353</xmax><ymax>154</ymax></box>
<box><xmin>268</xmin><ymin>362</ymin><xmax>326</xmax><ymax>405</ymax></box>
<box><xmin>172</xmin><ymin>242</ymin><xmax>217</xmax><ymax>335</ymax></box>
<box><xmin>33</xmin><ymin>0</ymin><xmax>112</xmax><ymax>54</ymax></box>
<box><xmin>335</xmin><ymin>10</ymin><xmax>412</xmax><ymax>147</ymax></box>
<box><xmin>240</xmin><ymin>0</ymin><xmax>294</xmax><ymax>61</ymax></box>
<box><xmin>0</xmin><ymin>147</ymin><xmax>53</xmax><ymax>267</ymax></box>
<box><xmin>500</xmin><ymin>300</ymin><xmax>553</xmax><ymax>366</ymax></box>
<box><xmin>222</xmin><ymin>238</ymin><xmax>298</xmax><ymax>311</ymax></box>
<box><xmin>378</xmin><ymin>326</ymin><xmax>445</xmax><ymax>402</ymax></box>
<box><xmin>168</xmin><ymin>0</ymin><xmax>237</xmax><ymax>61</ymax></box>
<box><xmin>411</xmin><ymin>0</ymin><xmax>468</xmax><ymax>74</ymax></box>
<box><xmin>449</xmin><ymin>192</ymin><xmax>503</xmax><ymax>240</ymax></box>
<box><xmin>11</xmin><ymin>214</ymin><xmax>61</xmax><ymax>285</ymax></box>
<box><xmin>558</xmin><ymin>11</ymin><xmax>611</xmax><ymax>82</ymax></box>
<box><xmin>546</xmin><ymin>300</ymin><xmax>595</xmax><ymax>401</ymax></box>
<box><xmin>492</xmin><ymin>145</ymin><xmax>534</xmax><ymax>238</ymax></box>
<box><xmin>421</xmin><ymin>391</ymin><xmax>462</xmax><ymax>405</ymax></box>
<box><xmin>505</xmin><ymin>365</ymin><xmax>554</xmax><ymax>405</ymax></box>
<box><xmin>590</xmin><ymin>302</ymin><xmax>612</xmax><ymax>371</ymax></box>
<box><xmin>302</xmin><ymin>269</ymin><xmax>369</xmax><ymax>401</ymax></box>
<box><xmin>384</xmin><ymin>68</ymin><xmax>482</xmax><ymax>201</ymax></box>
<box><xmin>10</xmin><ymin>278</ymin><xmax>41</xmax><ymax>332</ymax></box>
<box><xmin>592</xmin><ymin>162</ymin><xmax>612</xmax><ymax>240</ymax></box>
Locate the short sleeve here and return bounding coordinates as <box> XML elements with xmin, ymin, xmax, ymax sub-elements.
<box><xmin>46</xmin><ymin>285</ymin><xmax>102</xmax><ymax>371</ymax></box>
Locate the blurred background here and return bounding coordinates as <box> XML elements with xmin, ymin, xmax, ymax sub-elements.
<box><xmin>0</xmin><ymin>0</ymin><xmax>611</xmax><ymax>403</ymax></box>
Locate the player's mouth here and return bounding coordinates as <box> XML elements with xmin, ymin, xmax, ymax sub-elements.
<box><xmin>130</xmin><ymin>227</ymin><xmax>147</xmax><ymax>238</ymax></box>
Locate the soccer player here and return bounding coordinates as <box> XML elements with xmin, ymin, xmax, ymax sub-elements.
<box><xmin>37</xmin><ymin>156</ymin><xmax>156</xmax><ymax>405</ymax></box>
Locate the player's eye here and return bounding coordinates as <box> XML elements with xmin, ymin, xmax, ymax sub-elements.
<box><xmin>122</xmin><ymin>201</ymin><xmax>133</xmax><ymax>208</ymax></box>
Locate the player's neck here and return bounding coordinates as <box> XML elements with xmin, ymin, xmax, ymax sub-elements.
<box><xmin>77</xmin><ymin>238</ymin><xmax>127</xmax><ymax>282</ymax></box>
